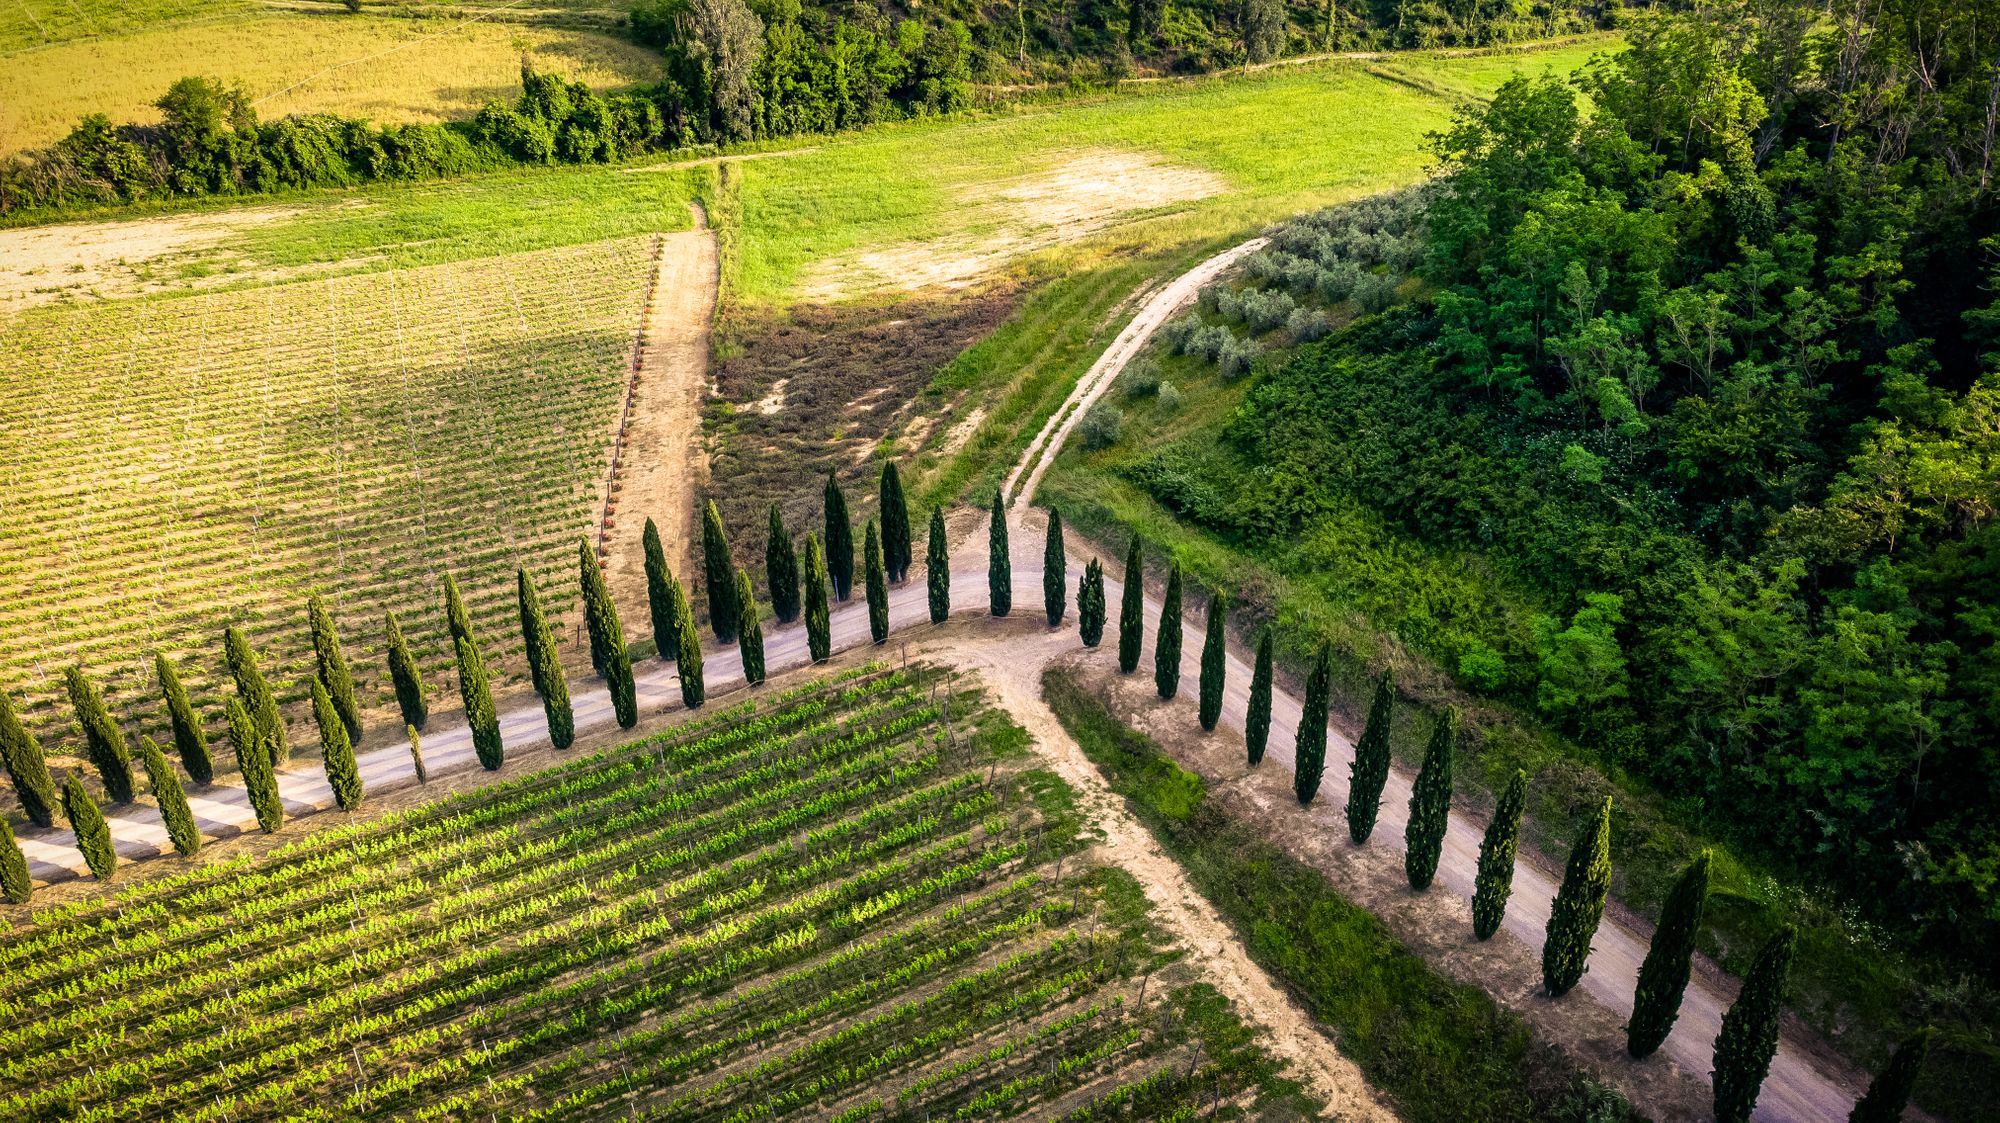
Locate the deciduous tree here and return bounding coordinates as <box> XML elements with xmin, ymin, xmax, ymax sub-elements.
<box><xmin>1404</xmin><ymin>706</ymin><xmax>1456</xmax><ymax>890</ymax></box>
<box><xmin>1543</xmin><ymin>796</ymin><xmax>1614</xmax><ymax>996</ymax></box>
<box><xmin>65</xmin><ymin>666</ymin><xmax>133</xmax><ymax>804</ymax></box>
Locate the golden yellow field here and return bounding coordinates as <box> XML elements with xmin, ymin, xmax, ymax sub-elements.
<box><xmin>0</xmin><ymin>12</ymin><xmax>661</xmax><ymax>155</ymax></box>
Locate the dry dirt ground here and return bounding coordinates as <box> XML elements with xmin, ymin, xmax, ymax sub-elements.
<box><xmin>0</xmin><ymin>204</ymin><xmax>333</xmax><ymax>312</ymax></box>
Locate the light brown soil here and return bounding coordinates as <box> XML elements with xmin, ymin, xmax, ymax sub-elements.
<box><xmin>0</xmin><ymin>204</ymin><xmax>326</xmax><ymax>313</ymax></box>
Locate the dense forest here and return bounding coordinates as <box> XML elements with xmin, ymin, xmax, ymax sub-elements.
<box><xmin>1160</xmin><ymin>0</ymin><xmax>2000</xmax><ymax>969</ymax></box>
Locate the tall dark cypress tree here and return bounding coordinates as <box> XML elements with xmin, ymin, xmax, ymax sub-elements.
<box><xmin>880</xmin><ymin>461</ymin><xmax>912</xmax><ymax>583</ymax></box>
<box><xmin>672</xmin><ymin>575</ymin><xmax>705</xmax><ymax>707</ymax></box>
<box><xmin>441</xmin><ymin>572</ymin><xmax>474</xmax><ymax>649</ymax></box>
<box><xmin>927</xmin><ymin>507</ymin><xmax>951</xmax><ymax>625</ymax></box>
<box><xmin>1713</xmin><ymin>927</ymin><xmax>1798</xmax><ymax>1123</ymax></box>
<box><xmin>0</xmin><ymin>687</ymin><xmax>58</xmax><ymax>828</ymax></box>
<box><xmin>307</xmin><ymin>594</ymin><xmax>362</xmax><ymax>742</ymax></box>
<box><xmin>64</xmin><ymin>666</ymin><xmax>133</xmax><ymax>804</ymax></box>
<box><xmin>1154</xmin><ymin>564</ymin><xmax>1184</xmax><ymax>699</ymax></box>
<box><xmin>735</xmin><ymin>569</ymin><xmax>766</xmax><ymax>685</ymax></box>
<box><xmin>62</xmin><ymin>774</ymin><xmax>116</xmax><ymax>880</ymax></box>
<box><xmin>1472</xmin><ymin>769</ymin><xmax>1528</xmax><ymax>939</ymax></box>
<box><xmin>1543</xmin><ymin>796</ymin><xmax>1614</xmax><ymax>997</ymax></box>
<box><xmin>701</xmin><ymin>499</ymin><xmax>739</xmax><ymax>642</ymax></box>
<box><xmin>1294</xmin><ymin>645</ymin><xmax>1331</xmax><ymax>805</ymax></box>
<box><xmin>824</xmin><ymin>470</ymin><xmax>854</xmax><ymax>602</ymax></box>
<box><xmin>312</xmin><ymin>681</ymin><xmax>363</xmax><ymax>811</ymax></box>
<box><xmin>518</xmin><ymin>569</ymin><xmax>574</xmax><ymax>750</ymax></box>
<box><xmin>864</xmin><ymin>520</ymin><xmax>890</xmax><ymax>644</ymax></box>
<box><xmin>139</xmin><ymin>735</ymin><xmax>200</xmax><ymax>857</ymax></box>
<box><xmin>644</xmin><ymin>517</ymin><xmax>681</xmax><ymax>658</ymax></box>
<box><xmin>1117</xmin><ymin>536</ymin><xmax>1143</xmax><ymax>674</ymax></box>
<box><xmin>224</xmin><ymin>627</ymin><xmax>287</xmax><ymax>766</ymax></box>
<box><xmin>153</xmin><ymin>654</ymin><xmax>212</xmax><ymax>786</ymax></box>
<box><xmin>1345</xmin><ymin>671</ymin><xmax>1395</xmax><ymax>845</ymax></box>
<box><xmin>1078</xmin><ymin>559</ymin><xmax>1106</xmax><ymax>647</ymax></box>
<box><xmin>0</xmin><ymin>819</ymin><xmax>30</xmax><ymax>903</ymax></box>
<box><xmin>456</xmin><ymin>635</ymin><xmax>503</xmax><ymax>771</ymax></box>
<box><xmin>1404</xmin><ymin>705</ymin><xmax>1457</xmax><ymax>891</ymax></box>
<box><xmin>1198</xmin><ymin>591</ymin><xmax>1226</xmax><ymax>730</ymax></box>
<box><xmin>1245</xmin><ymin>630</ymin><xmax>1273</xmax><ymax>766</ymax></box>
<box><xmin>1849</xmin><ymin>1028</ymin><xmax>1933</xmax><ymax>1123</ymax></box>
<box><xmin>766</xmin><ymin>504</ymin><xmax>801</xmax><ymax>623</ymax></box>
<box><xmin>227</xmin><ymin>696</ymin><xmax>282</xmax><ymax>834</ymax></box>
<box><xmin>579</xmin><ymin>540</ymin><xmax>638</xmax><ymax>729</ymax></box>
<box><xmin>384</xmin><ymin>611</ymin><xmax>428</xmax><ymax>731</ymax></box>
<box><xmin>406</xmin><ymin>724</ymin><xmax>427</xmax><ymax>785</ymax></box>
<box><xmin>804</xmin><ymin>533</ymin><xmax>832</xmax><ymax>663</ymax></box>
<box><xmin>1628</xmin><ymin>850</ymin><xmax>1712</xmax><ymax>1057</ymax></box>
<box><xmin>1043</xmin><ymin>509</ymin><xmax>1066</xmax><ymax>626</ymax></box>
<box><xmin>988</xmin><ymin>492</ymin><xmax>1012</xmax><ymax>617</ymax></box>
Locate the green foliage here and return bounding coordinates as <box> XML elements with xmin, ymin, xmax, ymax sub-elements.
<box><xmin>926</xmin><ymin>507</ymin><xmax>950</xmax><ymax>625</ymax></box>
<box><xmin>1850</xmin><ymin>1028</ymin><xmax>1933</xmax><ymax>1123</ymax></box>
<box><xmin>139</xmin><ymin>735</ymin><xmax>200</xmax><ymax>857</ymax></box>
<box><xmin>306</xmin><ymin>594</ymin><xmax>362</xmax><ymax>743</ymax></box>
<box><xmin>311</xmin><ymin>681</ymin><xmax>364</xmax><ymax>812</ymax></box>
<box><xmin>441</xmin><ymin>571</ymin><xmax>475</xmax><ymax>651</ymax></box>
<box><xmin>1042</xmin><ymin>508</ymin><xmax>1066</xmax><ymax>627</ymax></box>
<box><xmin>1627</xmin><ymin>850</ymin><xmax>1711</xmax><ymax>1057</ymax></box>
<box><xmin>62</xmin><ymin>774</ymin><xmax>116</xmax><ymax>880</ymax></box>
<box><xmin>735</xmin><ymin>569</ymin><xmax>766</xmax><ymax>684</ymax></box>
<box><xmin>1198</xmin><ymin>590</ymin><xmax>1225</xmax><ymax>731</ymax></box>
<box><xmin>1345</xmin><ymin>671</ymin><xmax>1394</xmax><ymax>845</ymax></box>
<box><xmin>0</xmin><ymin>688</ymin><xmax>58</xmax><ymax>828</ymax></box>
<box><xmin>64</xmin><ymin>666</ymin><xmax>133</xmax><ymax>804</ymax></box>
<box><xmin>1245</xmin><ymin>629</ymin><xmax>1272</xmax><ymax>766</ymax></box>
<box><xmin>1542</xmin><ymin>797</ymin><xmax>1613</xmax><ymax>997</ymax></box>
<box><xmin>702</xmin><ymin>499</ymin><xmax>739</xmax><ymax>642</ymax></box>
<box><xmin>765</xmin><ymin>504</ymin><xmax>801</xmax><ymax>624</ymax></box>
<box><xmin>672</xmin><ymin>573</ymin><xmax>705</xmax><ymax>707</ymax></box>
<box><xmin>987</xmin><ymin>492</ymin><xmax>1010</xmax><ymax>617</ymax></box>
<box><xmin>879</xmin><ymin>462</ymin><xmax>912</xmax><ymax>583</ymax></box>
<box><xmin>223</xmin><ymin>626</ymin><xmax>287</xmax><ymax>767</ymax></box>
<box><xmin>1293</xmin><ymin>645</ymin><xmax>1330</xmax><ymax>805</ymax></box>
<box><xmin>1079</xmin><ymin>402</ymin><xmax>1123</xmax><ymax>450</ymax></box>
<box><xmin>1472</xmin><ymin>770</ymin><xmax>1527</xmax><ymax>941</ymax></box>
<box><xmin>456</xmin><ymin>634</ymin><xmax>503</xmax><ymax>771</ymax></box>
<box><xmin>1155</xmin><ymin>563</ymin><xmax>1184</xmax><ymax>700</ymax></box>
<box><xmin>406</xmin><ymin>724</ymin><xmax>427</xmax><ymax>785</ymax></box>
<box><xmin>804</xmin><ymin>532</ymin><xmax>831</xmax><ymax>663</ymax></box>
<box><xmin>519</xmin><ymin>568</ymin><xmax>575</xmax><ymax>750</ymax></box>
<box><xmin>1078</xmin><ymin>558</ymin><xmax>1105</xmax><ymax>647</ymax></box>
<box><xmin>580</xmin><ymin>540</ymin><xmax>638</xmax><ymax>729</ymax></box>
<box><xmin>863</xmin><ymin>521</ymin><xmax>889</xmax><ymax>645</ymax></box>
<box><xmin>1117</xmin><ymin>536</ymin><xmax>1143</xmax><ymax>674</ymax></box>
<box><xmin>823</xmin><ymin>471</ymin><xmax>854</xmax><ymax>602</ymax></box>
<box><xmin>645</xmin><ymin>517</ymin><xmax>683</xmax><ymax>656</ymax></box>
<box><xmin>0</xmin><ymin>819</ymin><xmax>30</xmax><ymax>904</ymax></box>
<box><xmin>153</xmin><ymin>654</ymin><xmax>212</xmax><ymax>787</ymax></box>
<box><xmin>1403</xmin><ymin>706</ymin><xmax>1455</xmax><ymax>891</ymax></box>
<box><xmin>384</xmin><ymin>611</ymin><xmax>428</xmax><ymax>731</ymax></box>
<box><xmin>1714</xmin><ymin>927</ymin><xmax>1798</xmax><ymax>1123</ymax></box>
<box><xmin>226</xmin><ymin>697</ymin><xmax>283</xmax><ymax>834</ymax></box>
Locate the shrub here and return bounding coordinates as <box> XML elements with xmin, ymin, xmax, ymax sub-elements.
<box><xmin>1155</xmin><ymin>381</ymin><xmax>1182</xmax><ymax>412</ymax></box>
<box><xmin>1317</xmin><ymin>259</ymin><xmax>1364</xmax><ymax>301</ymax></box>
<box><xmin>1216</xmin><ymin>335</ymin><xmax>1260</xmax><ymax>379</ymax></box>
<box><xmin>1160</xmin><ymin>314</ymin><xmax>1201</xmax><ymax>354</ymax></box>
<box><xmin>1354</xmin><ymin>270</ymin><xmax>1401</xmax><ymax>313</ymax></box>
<box><xmin>1078</xmin><ymin>402</ymin><xmax>1123</xmax><ymax>450</ymax></box>
<box><xmin>1122</xmin><ymin>358</ymin><xmax>1161</xmax><ymax>399</ymax></box>
<box><xmin>1241</xmin><ymin>288</ymin><xmax>1295</xmax><ymax>333</ymax></box>
<box><xmin>1286</xmin><ymin>307</ymin><xmax>1330</xmax><ymax>342</ymax></box>
<box><xmin>1187</xmin><ymin>324</ymin><xmax>1234</xmax><ymax>362</ymax></box>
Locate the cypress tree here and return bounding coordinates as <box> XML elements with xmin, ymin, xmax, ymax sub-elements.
<box><xmin>1713</xmin><ymin>927</ymin><xmax>1799</xmax><ymax>1123</ymax></box>
<box><xmin>865</xmin><ymin>520</ymin><xmax>890</xmax><ymax>644</ymax></box>
<box><xmin>880</xmin><ymin>461</ymin><xmax>912</xmax><ymax>583</ymax></box>
<box><xmin>456</xmin><ymin>635</ymin><xmax>503</xmax><ymax>771</ymax></box>
<box><xmin>0</xmin><ymin>687</ymin><xmax>58</xmax><ymax>828</ymax></box>
<box><xmin>1404</xmin><ymin>705</ymin><xmax>1457</xmax><ymax>891</ymax></box>
<box><xmin>1155</xmin><ymin>563</ymin><xmax>1184</xmax><ymax>699</ymax></box>
<box><xmin>224</xmin><ymin>627</ymin><xmax>287</xmax><ymax>766</ymax></box>
<box><xmin>701</xmin><ymin>499</ymin><xmax>739</xmax><ymax>642</ymax></box>
<box><xmin>1542</xmin><ymin>795</ymin><xmax>1614</xmax><ymax>996</ymax></box>
<box><xmin>518</xmin><ymin>569</ymin><xmax>574</xmax><ymax>749</ymax></box>
<box><xmin>766</xmin><ymin>504</ymin><xmax>801</xmax><ymax>623</ymax></box>
<box><xmin>1472</xmin><ymin>769</ymin><xmax>1528</xmax><ymax>939</ymax></box>
<box><xmin>1078</xmin><ymin>559</ymin><xmax>1106</xmax><ymax>647</ymax></box>
<box><xmin>988</xmin><ymin>492</ymin><xmax>1011</xmax><ymax>617</ymax></box>
<box><xmin>1117</xmin><ymin>535</ymin><xmax>1143</xmax><ymax>673</ymax></box>
<box><xmin>927</xmin><ymin>507</ymin><xmax>951</xmax><ymax>624</ymax></box>
<box><xmin>0</xmin><ymin>819</ymin><xmax>30</xmax><ymax>903</ymax></box>
<box><xmin>644</xmin><ymin>517</ymin><xmax>681</xmax><ymax>658</ymax></box>
<box><xmin>735</xmin><ymin>569</ymin><xmax>766</xmax><ymax>685</ymax></box>
<box><xmin>139</xmin><ymin>735</ymin><xmax>200</xmax><ymax>857</ymax></box>
<box><xmin>1628</xmin><ymin>850</ymin><xmax>1712</xmax><ymax>1057</ymax></box>
<box><xmin>804</xmin><ymin>533</ymin><xmax>832</xmax><ymax>663</ymax></box>
<box><xmin>385</xmin><ymin>611</ymin><xmax>428</xmax><ymax>730</ymax></box>
<box><xmin>1043</xmin><ymin>509</ymin><xmax>1066</xmax><ymax>626</ymax></box>
<box><xmin>1245</xmin><ymin>630</ymin><xmax>1273</xmax><ymax>766</ymax></box>
<box><xmin>64</xmin><ymin>666</ymin><xmax>133</xmax><ymax>804</ymax></box>
<box><xmin>307</xmin><ymin>594</ymin><xmax>362</xmax><ymax>742</ymax></box>
<box><xmin>824</xmin><ymin>470</ymin><xmax>854</xmax><ymax>601</ymax></box>
<box><xmin>1346</xmin><ymin>671</ymin><xmax>1395</xmax><ymax>844</ymax></box>
<box><xmin>227</xmin><ymin>696</ymin><xmax>283</xmax><ymax>834</ymax></box>
<box><xmin>1294</xmin><ymin>645</ymin><xmax>1331</xmax><ymax>805</ymax></box>
<box><xmin>312</xmin><ymin>680</ymin><xmax>363</xmax><ymax>811</ymax></box>
<box><xmin>153</xmin><ymin>654</ymin><xmax>212</xmax><ymax>786</ymax></box>
<box><xmin>442</xmin><ymin>571</ymin><xmax>474</xmax><ymax>649</ymax></box>
<box><xmin>63</xmin><ymin>774</ymin><xmax>116</xmax><ymax>880</ymax></box>
<box><xmin>1850</xmin><ymin>1028</ymin><xmax>1933</xmax><ymax>1123</ymax></box>
<box><xmin>673</xmin><ymin>574</ymin><xmax>705</xmax><ymax>707</ymax></box>
<box><xmin>1198</xmin><ymin>591</ymin><xmax>1226</xmax><ymax>730</ymax></box>
<box><xmin>407</xmin><ymin>724</ymin><xmax>427</xmax><ymax>784</ymax></box>
<box><xmin>579</xmin><ymin>541</ymin><xmax>638</xmax><ymax>729</ymax></box>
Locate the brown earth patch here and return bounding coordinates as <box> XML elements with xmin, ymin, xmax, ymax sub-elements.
<box><xmin>0</xmin><ymin>204</ymin><xmax>333</xmax><ymax>313</ymax></box>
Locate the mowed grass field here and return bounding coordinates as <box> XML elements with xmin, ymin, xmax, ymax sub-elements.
<box><xmin>0</xmin><ymin>666</ymin><xmax>1293</xmax><ymax>1122</ymax></box>
<box><xmin>0</xmin><ymin>12</ymin><xmax>660</xmax><ymax>156</ymax></box>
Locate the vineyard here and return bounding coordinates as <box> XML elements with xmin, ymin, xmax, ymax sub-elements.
<box><xmin>0</xmin><ymin>235</ymin><xmax>656</xmax><ymax>752</ymax></box>
<box><xmin>0</xmin><ymin>665</ymin><xmax>1278</xmax><ymax>1121</ymax></box>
